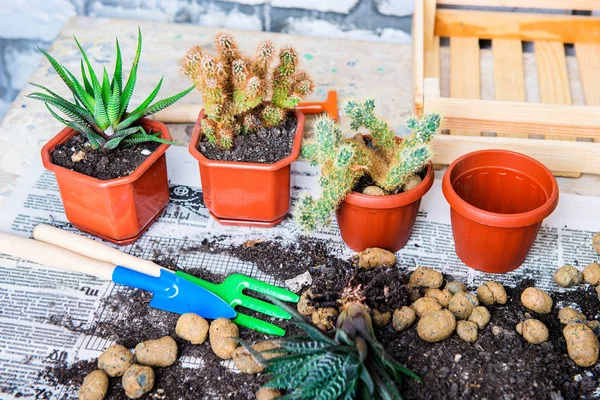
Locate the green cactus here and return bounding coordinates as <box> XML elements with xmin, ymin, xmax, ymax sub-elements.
<box><xmin>294</xmin><ymin>99</ymin><xmax>440</xmax><ymax>231</ymax></box>
<box><xmin>183</xmin><ymin>33</ymin><xmax>314</xmax><ymax>149</ymax></box>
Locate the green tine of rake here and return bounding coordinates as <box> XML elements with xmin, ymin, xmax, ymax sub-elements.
<box><xmin>176</xmin><ymin>271</ymin><xmax>299</xmax><ymax>336</ymax></box>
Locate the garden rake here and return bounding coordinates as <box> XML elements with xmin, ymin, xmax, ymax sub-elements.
<box><xmin>33</xmin><ymin>224</ymin><xmax>299</xmax><ymax>336</ymax></box>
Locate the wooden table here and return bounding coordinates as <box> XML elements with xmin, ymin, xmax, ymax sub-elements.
<box><xmin>0</xmin><ymin>15</ymin><xmax>598</xmax><ymax>207</ymax></box>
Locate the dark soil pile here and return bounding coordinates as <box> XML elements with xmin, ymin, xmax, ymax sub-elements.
<box><xmin>184</xmin><ymin>236</ymin><xmax>336</xmax><ymax>281</ymax></box>
<box><xmin>309</xmin><ymin>263</ymin><xmax>410</xmax><ymax>313</ymax></box>
<box><xmin>198</xmin><ymin>113</ymin><xmax>297</xmax><ymax>163</ymax></box>
<box><xmin>37</xmin><ymin>237</ymin><xmax>600</xmax><ymax>399</ymax></box>
<box><xmin>52</xmin><ymin>133</ymin><xmax>160</xmax><ymax>180</ymax></box>
<box><xmin>381</xmin><ymin>280</ymin><xmax>600</xmax><ymax>400</ymax></box>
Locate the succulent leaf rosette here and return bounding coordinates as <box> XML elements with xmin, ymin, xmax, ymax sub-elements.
<box><xmin>28</xmin><ymin>28</ymin><xmax>193</xmax><ymax>152</ymax></box>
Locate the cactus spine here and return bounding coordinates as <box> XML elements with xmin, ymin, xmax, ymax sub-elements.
<box><xmin>295</xmin><ymin>99</ymin><xmax>440</xmax><ymax>231</ymax></box>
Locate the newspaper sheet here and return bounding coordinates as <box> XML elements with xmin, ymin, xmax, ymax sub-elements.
<box><xmin>0</xmin><ymin>145</ymin><xmax>599</xmax><ymax>398</ymax></box>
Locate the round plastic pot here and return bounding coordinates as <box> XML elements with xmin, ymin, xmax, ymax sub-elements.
<box><xmin>41</xmin><ymin>118</ymin><xmax>171</xmax><ymax>245</ymax></box>
<box><xmin>188</xmin><ymin>109</ymin><xmax>305</xmax><ymax>227</ymax></box>
<box><xmin>335</xmin><ymin>161</ymin><xmax>434</xmax><ymax>252</ymax></box>
<box><xmin>442</xmin><ymin>150</ymin><xmax>559</xmax><ymax>273</ymax></box>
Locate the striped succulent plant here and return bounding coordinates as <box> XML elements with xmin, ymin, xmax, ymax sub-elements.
<box><xmin>28</xmin><ymin>28</ymin><xmax>194</xmax><ymax>152</ymax></box>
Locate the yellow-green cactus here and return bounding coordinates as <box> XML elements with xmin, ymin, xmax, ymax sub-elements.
<box><xmin>295</xmin><ymin>99</ymin><xmax>440</xmax><ymax>232</ymax></box>
<box><xmin>183</xmin><ymin>33</ymin><xmax>314</xmax><ymax>149</ymax></box>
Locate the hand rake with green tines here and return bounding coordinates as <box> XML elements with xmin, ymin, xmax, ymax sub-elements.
<box><xmin>33</xmin><ymin>224</ymin><xmax>299</xmax><ymax>336</ymax></box>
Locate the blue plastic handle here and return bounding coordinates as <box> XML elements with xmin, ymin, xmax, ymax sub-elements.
<box><xmin>111</xmin><ymin>266</ymin><xmax>236</xmax><ymax>319</ymax></box>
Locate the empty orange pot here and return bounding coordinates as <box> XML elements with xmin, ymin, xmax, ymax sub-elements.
<box><xmin>41</xmin><ymin>118</ymin><xmax>171</xmax><ymax>245</ymax></box>
<box><xmin>442</xmin><ymin>150</ymin><xmax>558</xmax><ymax>273</ymax></box>
<box><xmin>336</xmin><ymin>161</ymin><xmax>434</xmax><ymax>252</ymax></box>
<box><xmin>188</xmin><ymin>110</ymin><xmax>305</xmax><ymax>227</ymax></box>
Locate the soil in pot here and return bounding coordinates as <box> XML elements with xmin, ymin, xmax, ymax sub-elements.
<box><xmin>198</xmin><ymin>112</ymin><xmax>297</xmax><ymax>163</ymax></box>
<box><xmin>52</xmin><ymin>133</ymin><xmax>161</xmax><ymax>180</ymax></box>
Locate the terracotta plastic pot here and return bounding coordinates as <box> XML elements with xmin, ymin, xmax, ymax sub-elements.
<box><xmin>335</xmin><ymin>161</ymin><xmax>434</xmax><ymax>252</ymax></box>
<box><xmin>41</xmin><ymin>118</ymin><xmax>171</xmax><ymax>245</ymax></box>
<box><xmin>442</xmin><ymin>150</ymin><xmax>559</xmax><ymax>273</ymax></box>
<box><xmin>188</xmin><ymin>109</ymin><xmax>305</xmax><ymax>227</ymax></box>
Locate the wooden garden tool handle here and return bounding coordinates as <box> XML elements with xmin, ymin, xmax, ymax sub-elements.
<box><xmin>0</xmin><ymin>232</ymin><xmax>115</xmax><ymax>280</ymax></box>
<box><xmin>32</xmin><ymin>224</ymin><xmax>163</xmax><ymax>277</ymax></box>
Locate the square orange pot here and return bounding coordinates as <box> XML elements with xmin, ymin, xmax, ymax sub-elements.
<box><xmin>41</xmin><ymin>118</ymin><xmax>171</xmax><ymax>245</ymax></box>
<box><xmin>188</xmin><ymin>110</ymin><xmax>305</xmax><ymax>227</ymax></box>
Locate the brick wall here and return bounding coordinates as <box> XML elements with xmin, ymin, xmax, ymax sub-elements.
<box><xmin>0</xmin><ymin>0</ymin><xmax>414</xmax><ymax>119</ymax></box>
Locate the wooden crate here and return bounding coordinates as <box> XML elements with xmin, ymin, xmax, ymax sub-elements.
<box><xmin>413</xmin><ymin>0</ymin><xmax>600</xmax><ymax>176</ymax></box>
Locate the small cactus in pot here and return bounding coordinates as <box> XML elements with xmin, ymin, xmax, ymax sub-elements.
<box><xmin>182</xmin><ymin>32</ymin><xmax>314</xmax><ymax>149</ymax></box>
<box><xmin>295</xmin><ymin>98</ymin><xmax>440</xmax><ymax>232</ymax></box>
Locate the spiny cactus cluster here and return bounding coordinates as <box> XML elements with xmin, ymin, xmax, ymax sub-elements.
<box><xmin>183</xmin><ymin>33</ymin><xmax>314</xmax><ymax>149</ymax></box>
<box><xmin>295</xmin><ymin>99</ymin><xmax>440</xmax><ymax>232</ymax></box>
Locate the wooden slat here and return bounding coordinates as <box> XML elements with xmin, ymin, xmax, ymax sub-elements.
<box><xmin>432</xmin><ymin>135</ymin><xmax>600</xmax><ymax>175</ymax></box>
<box><xmin>436</xmin><ymin>0</ymin><xmax>599</xmax><ymax>11</ymax></box>
<box><xmin>424</xmin><ymin>0</ymin><xmax>440</xmax><ymax>79</ymax></box>
<box><xmin>450</xmin><ymin>37</ymin><xmax>480</xmax><ymax>136</ymax></box>
<box><xmin>435</xmin><ymin>10</ymin><xmax>600</xmax><ymax>44</ymax></box>
<box><xmin>575</xmin><ymin>43</ymin><xmax>600</xmax><ymax>142</ymax></box>
<box><xmin>535</xmin><ymin>41</ymin><xmax>573</xmax><ymax>141</ymax></box>
<box><xmin>422</xmin><ymin>95</ymin><xmax>600</xmax><ymax>139</ymax></box>
<box><xmin>492</xmin><ymin>39</ymin><xmax>526</xmax><ymax>138</ymax></box>
<box><xmin>413</xmin><ymin>0</ymin><xmax>425</xmax><ymax>116</ymax></box>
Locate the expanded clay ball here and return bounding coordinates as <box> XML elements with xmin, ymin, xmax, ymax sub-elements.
<box><xmin>97</xmin><ymin>344</ymin><xmax>133</xmax><ymax>377</ymax></box>
<box><xmin>583</xmin><ymin>263</ymin><xmax>600</xmax><ymax>285</ymax></box>
<box><xmin>445</xmin><ymin>281</ymin><xmax>467</xmax><ymax>295</ymax></box>
<box><xmin>521</xmin><ymin>287</ymin><xmax>553</xmax><ymax>314</ymax></box>
<box><xmin>392</xmin><ymin>306</ymin><xmax>416</xmax><ymax>332</ymax></box>
<box><xmin>355</xmin><ymin>247</ymin><xmax>396</xmax><ymax>270</ymax></box>
<box><xmin>593</xmin><ymin>232</ymin><xmax>600</xmax><ymax>254</ymax></box>
<box><xmin>476</xmin><ymin>281</ymin><xmax>507</xmax><ymax>305</ymax></box>
<box><xmin>456</xmin><ymin>320</ymin><xmax>478</xmax><ymax>343</ymax></box>
<box><xmin>448</xmin><ymin>292</ymin><xmax>475</xmax><ymax>320</ymax></box>
<box><xmin>134</xmin><ymin>336</ymin><xmax>177</xmax><ymax>368</ymax></box>
<box><xmin>312</xmin><ymin>307</ymin><xmax>338</xmax><ymax>331</ymax></box>
<box><xmin>232</xmin><ymin>340</ymin><xmax>280</xmax><ymax>374</ymax></box>
<box><xmin>256</xmin><ymin>387</ymin><xmax>281</xmax><ymax>400</ymax></box>
<box><xmin>401</xmin><ymin>174</ymin><xmax>422</xmax><ymax>192</ymax></box>
<box><xmin>597</xmin><ymin>285</ymin><xmax>600</xmax><ymax>301</ymax></box>
<box><xmin>469</xmin><ymin>306</ymin><xmax>491</xmax><ymax>329</ymax></box>
<box><xmin>78</xmin><ymin>370</ymin><xmax>108</xmax><ymax>400</ymax></box>
<box><xmin>371</xmin><ymin>309</ymin><xmax>392</xmax><ymax>328</ymax></box>
<box><xmin>417</xmin><ymin>310</ymin><xmax>456</xmax><ymax>342</ymax></box>
<box><xmin>362</xmin><ymin>186</ymin><xmax>386</xmax><ymax>196</ymax></box>
<box><xmin>425</xmin><ymin>288</ymin><xmax>452</xmax><ymax>307</ymax></box>
<box><xmin>175</xmin><ymin>313</ymin><xmax>209</xmax><ymax>345</ymax></box>
<box><xmin>122</xmin><ymin>364</ymin><xmax>155</xmax><ymax>399</ymax></box>
<box><xmin>297</xmin><ymin>288</ymin><xmax>316</xmax><ymax>316</ymax></box>
<box><xmin>409</xmin><ymin>266</ymin><xmax>443</xmax><ymax>289</ymax></box>
<box><xmin>586</xmin><ymin>320</ymin><xmax>600</xmax><ymax>336</ymax></box>
<box><xmin>558</xmin><ymin>307</ymin><xmax>586</xmax><ymax>325</ymax></box>
<box><xmin>563</xmin><ymin>323</ymin><xmax>600</xmax><ymax>367</ymax></box>
<box><xmin>553</xmin><ymin>265</ymin><xmax>583</xmax><ymax>288</ymax></box>
<box><xmin>411</xmin><ymin>297</ymin><xmax>442</xmax><ymax>318</ymax></box>
<box><xmin>516</xmin><ymin>319</ymin><xmax>549</xmax><ymax>344</ymax></box>
<box><xmin>209</xmin><ymin>318</ymin><xmax>239</xmax><ymax>360</ymax></box>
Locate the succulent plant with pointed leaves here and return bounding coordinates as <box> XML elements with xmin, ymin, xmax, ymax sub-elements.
<box><xmin>182</xmin><ymin>32</ymin><xmax>314</xmax><ymax>149</ymax></box>
<box><xmin>28</xmin><ymin>28</ymin><xmax>194</xmax><ymax>153</ymax></box>
<box><xmin>295</xmin><ymin>99</ymin><xmax>440</xmax><ymax>232</ymax></box>
<box><xmin>244</xmin><ymin>299</ymin><xmax>419</xmax><ymax>399</ymax></box>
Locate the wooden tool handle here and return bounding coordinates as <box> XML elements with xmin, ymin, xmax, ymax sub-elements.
<box><xmin>32</xmin><ymin>224</ymin><xmax>163</xmax><ymax>277</ymax></box>
<box><xmin>152</xmin><ymin>104</ymin><xmax>201</xmax><ymax>123</ymax></box>
<box><xmin>0</xmin><ymin>232</ymin><xmax>115</xmax><ymax>281</ymax></box>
